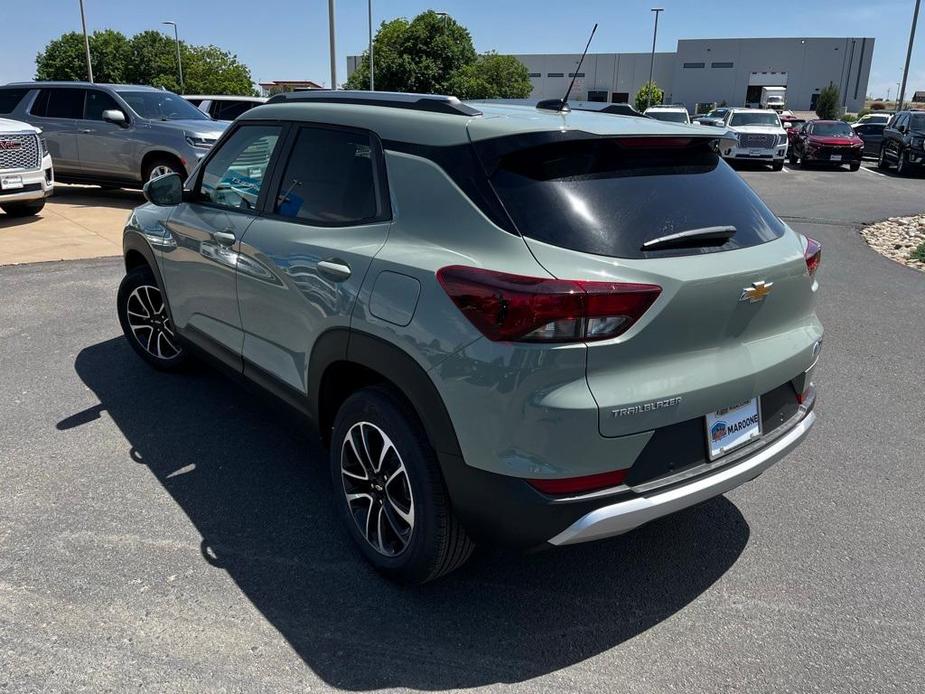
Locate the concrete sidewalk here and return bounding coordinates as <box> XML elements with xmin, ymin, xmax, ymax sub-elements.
<box><xmin>0</xmin><ymin>184</ymin><xmax>140</xmax><ymax>265</ymax></box>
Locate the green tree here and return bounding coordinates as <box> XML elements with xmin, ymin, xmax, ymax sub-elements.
<box><xmin>35</xmin><ymin>29</ymin><xmax>256</xmax><ymax>95</ymax></box>
<box><xmin>345</xmin><ymin>18</ymin><xmax>410</xmax><ymax>90</ymax></box>
<box><xmin>815</xmin><ymin>83</ymin><xmax>840</xmax><ymax>119</ymax></box>
<box><xmin>446</xmin><ymin>52</ymin><xmax>532</xmax><ymax>99</ymax></box>
<box><xmin>634</xmin><ymin>81</ymin><xmax>664</xmax><ymax>112</ymax></box>
<box><xmin>36</xmin><ymin>30</ymin><xmax>131</xmax><ymax>83</ymax></box>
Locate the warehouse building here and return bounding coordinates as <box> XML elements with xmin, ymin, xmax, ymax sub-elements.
<box><xmin>509</xmin><ymin>37</ymin><xmax>875</xmax><ymax>113</ymax></box>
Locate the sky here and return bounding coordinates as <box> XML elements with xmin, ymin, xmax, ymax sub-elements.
<box><xmin>2</xmin><ymin>1</ymin><xmax>922</xmax><ymax>99</ymax></box>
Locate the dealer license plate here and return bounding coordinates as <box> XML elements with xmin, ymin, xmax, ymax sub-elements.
<box><xmin>705</xmin><ymin>398</ymin><xmax>762</xmax><ymax>460</ymax></box>
<box><xmin>830</xmin><ymin>154</ymin><xmax>842</xmax><ymax>161</ymax></box>
<box><xmin>748</xmin><ymin>148</ymin><xmax>763</xmax><ymax>156</ymax></box>
<box><xmin>1</xmin><ymin>175</ymin><xmax>23</xmax><ymax>190</ymax></box>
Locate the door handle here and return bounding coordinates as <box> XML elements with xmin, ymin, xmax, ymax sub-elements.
<box><xmin>78</xmin><ymin>128</ymin><xmax>95</xmax><ymax>134</ymax></box>
<box><xmin>211</xmin><ymin>230</ymin><xmax>236</xmax><ymax>247</ymax></box>
<box><xmin>317</xmin><ymin>259</ymin><xmax>352</xmax><ymax>281</ymax></box>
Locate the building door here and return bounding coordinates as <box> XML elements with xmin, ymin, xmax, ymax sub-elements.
<box><xmin>612</xmin><ymin>92</ymin><xmax>629</xmax><ymax>103</ymax></box>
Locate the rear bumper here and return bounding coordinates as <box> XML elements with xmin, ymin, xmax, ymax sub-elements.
<box><xmin>548</xmin><ymin>409</ymin><xmax>815</xmax><ymax>545</ymax></box>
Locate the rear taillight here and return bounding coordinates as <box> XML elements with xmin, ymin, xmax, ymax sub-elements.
<box><xmin>527</xmin><ymin>469</ymin><xmax>628</xmax><ymax>495</ymax></box>
<box><xmin>804</xmin><ymin>237</ymin><xmax>822</xmax><ymax>278</ymax></box>
<box><xmin>436</xmin><ymin>266</ymin><xmax>661</xmax><ymax>343</ymax></box>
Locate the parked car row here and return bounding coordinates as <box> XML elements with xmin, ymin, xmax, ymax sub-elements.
<box><xmin>0</xmin><ymin>114</ymin><xmax>54</xmax><ymax>216</ymax></box>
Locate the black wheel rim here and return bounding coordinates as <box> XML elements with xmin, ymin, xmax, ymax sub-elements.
<box><xmin>126</xmin><ymin>284</ymin><xmax>181</xmax><ymax>360</ymax></box>
<box><xmin>340</xmin><ymin>422</ymin><xmax>415</xmax><ymax>557</ymax></box>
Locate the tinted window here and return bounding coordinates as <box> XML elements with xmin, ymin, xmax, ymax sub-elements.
<box><xmin>273</xmin><ymin>127</ymin><xmax>383</xmax><ymax>224</ymax></box>
<box><xmin>212</xmin><ymin>100</ymin><xmax>255</xmax><ymax>120</ymax></box>
<box><xmin>647</xmin><ymin>111</ymin><xmax>689</xmax><ymax>123</ymax></box>
<box><xmin>118</xmin><ymin>91</ymin><xmax>208</xmax><ymax>120</ymax></box>
<box><xmin>199</xmin><ymin>125</ymin><xmax>282</xmax><ymax>210</ymax></box>
<box><xmin>185</xmin><ymin>98</ymin><xmax>203</xmax><ymax>107</ymax></box>
<box><xmin>810</xmin><ymin>122</ymin><xmax>853</xmax><ymax>136</ymax></box>
<box><xmin>32</xmin><ymin>88</ymin><xmax>85</xmax><ymax>119</ymax></box>
<box><xmin>84</xmin><ymin>89</ymin><xmax>122</xmax><ymax>120</ymax></box>
<box><xmin>489</xmin><ymin>138</ymin><xmax>786</xmax><ymax>259</ymax></box>
<box><xmin>730</xmin><ymin>112</ymin><xmax>781</xmax><ymax>127</ymax></box>
<box><xmin>0</xmin><ymin>88</ymin><xmax>29</xmax><ymax>114</ymax></box>
<box><xmin>910</xmin><ymin>113</ymin><xmax>925</xmax><ymax>130</ymax></box>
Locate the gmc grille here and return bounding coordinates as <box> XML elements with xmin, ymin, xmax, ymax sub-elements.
<box><xmin>739</xmin><ymin>133</ymin><xmax>776</xmax><ymax>149</ymax></box>
<box><xmin>0</xmin><ymin>134</ymin><xmax>40</xmax><ymax>171</ymax></box>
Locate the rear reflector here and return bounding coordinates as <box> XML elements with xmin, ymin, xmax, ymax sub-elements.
<box><xmin>804</xmin><ymin>237</ymin><xmax>822</xmax><ymax>278</ymax></box>
<box><xmin>436</xmin><ymin>265</ymin><xmax>661</xmax><ymax>343</ymax></box>
<box><xmin>527</xmin><ymin>469</ymin><xmax>628</xmax><ymax>495</ymax></box>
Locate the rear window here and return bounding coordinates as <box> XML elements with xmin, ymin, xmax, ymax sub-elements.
<box><xmin>0</xmin><ymin>88</ymin><xmax>29</xmax><ymax>114</ymax></box>
<box><xmin>489</xmin><ymin>138</ymin><xmax>786</xmax><ymax>259</ymax></box>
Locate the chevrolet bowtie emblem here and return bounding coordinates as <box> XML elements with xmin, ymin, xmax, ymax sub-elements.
<box><xmin>740</xmin><ymin>280</ymin><xmax>773</xmax><ymax>303</ymax></box>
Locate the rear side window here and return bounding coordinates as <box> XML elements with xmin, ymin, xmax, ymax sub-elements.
<box><xmin>31</xmin><ymin>88</ymin><xmax>85</xmax><ymax>119</ymax></box>
<box><xmin>489</xmin><ymin>138</ymin><xmax>786</xmax><ymax>259</ymax></box>
<box><xmin>0</xmin><ymin>88</ymin><xmax>29</xmax><ymax>114</ymax></box>
<box><xmin>273</xmin><ymin>126</ymin><xmax>384</xmax><ymax>225</ymax></box>
<box><xmin>212</xmin><ymin>100</ymin><xmax>254</xmax><ymax>120</ymax></box>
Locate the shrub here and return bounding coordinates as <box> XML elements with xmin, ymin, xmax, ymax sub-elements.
<box><xmin>816</xmin><ymin>83</ymin><xmax>840</xmax><ymax>119</ymax></box>
<box><xmin>870</xmin><ymin>101</ymin><xmax>887</xmax><ymax>110</ymax></box>
<box><xmin>840</xmin><ymin>113</ymin><xmax>857</xmax><ymax>122</ymax></box>
<box><xmin>912</xmin><ymin>241</ymin><xmax>925</xmax><ymax>262</ymax></box>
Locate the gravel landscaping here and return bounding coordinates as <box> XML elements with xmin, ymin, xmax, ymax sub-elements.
<box><xmin>860</xmin><ymin>214</ymin><xmax>925</xmax><ymax>272</ymax></box>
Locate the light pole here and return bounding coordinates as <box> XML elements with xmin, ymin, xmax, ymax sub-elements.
<box><xmin>78</xmin><ymin>0</ymin><xmax>93</xmax><ymax>83</ymax></box>
<box><xmin>368</xmin><ymin>0</ymin><xmax>374</xmax><ymax>90</ymax></box>
<box><xmin>162</xmin><ymin>21</ymin><xmax>184</xmax><ymax>94</ymax></box>
<box><xmin>647</xmin><ymin>8</ymin><xmax>664</xmax><ymax>109</ymax></box>
<box><xmin>898</xmin><ymin>0</ymin><xmax>921</xmax><ymax>110</ymax></box>
<box><xmin>328</xmin><ymin>0</ymin><xmax>337</xmax><ymax>90</ymax></box>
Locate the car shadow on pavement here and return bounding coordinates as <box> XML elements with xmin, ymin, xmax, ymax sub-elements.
<box><xmin>62</xmin><ymin>337</ymin><xmax>751</xmax><ymax>690</ymax></box>
<box><xmin>0</xmin><ymin>213</ymin><xmax>45</xmax><ymax>229</ymax></box>
<box><xmin>48</xmin><ymin>184</ymin><xmax>143</xmax><ymax>210</ymax></box>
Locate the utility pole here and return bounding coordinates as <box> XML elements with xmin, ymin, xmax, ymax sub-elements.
<box><xmin>368</xmin><ymin>0</ymin><xmax>374</xmax><ymax>90</ymax></box>
<box><xmin>898</xmin><ymin>0</ymin><xmax>921</xmax><ymax>110</ymax></box>
<box><xmin>647</xmin><ymin>8</ymin><xmax>664</xmax><ymax>109</ymax></box>
<box><xmin>162</xmin><ymin>22</ymin><xmax>184</xmax><ymax>94</ymax></box>
<box><xmin>328</xmin><ymin>0</ymin><xmax>337</xmax><ymax>90</ymax></box>
<box><xmin>78</xmin><ymin>0</ymin><xmax>93</xmax><ymax>83</ymax></box>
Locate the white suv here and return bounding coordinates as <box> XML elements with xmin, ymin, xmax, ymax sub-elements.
<box><xmin>719</xmin><ymin>108</ymin><xmax>787</xmax><ymax>171</ymax></box>
<box><xmin>0</xmin><ymin>116</ymin><xmax>53</xmax><ymax>216</ymax></box>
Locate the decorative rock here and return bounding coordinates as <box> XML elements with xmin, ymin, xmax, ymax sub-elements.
<box><xmin>860</xmin><ymin>214</ymin><xmax>925</xmax><ymax>273</ymax></box>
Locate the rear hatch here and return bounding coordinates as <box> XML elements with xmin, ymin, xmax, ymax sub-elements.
<box><xmin>473</xmin><ymin>131</ymin><xmax>821</xmax><ymax>438</ymax></box>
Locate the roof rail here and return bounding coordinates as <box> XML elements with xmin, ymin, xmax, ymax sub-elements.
<box><xmin>264</xmin><ymin>90</ymin><xmax>482</xmax><ymax>116</ymax></box>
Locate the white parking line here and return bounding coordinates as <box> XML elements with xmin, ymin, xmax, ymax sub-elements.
<box><xmin>781</xmin><ymin>166</ymin><xmax>791</xmax><ymax>173</ymax></box>
<box><xmin>859</xmin><ymin>166</ymin><xmax>887</xmax><ymax>178</ymax></box>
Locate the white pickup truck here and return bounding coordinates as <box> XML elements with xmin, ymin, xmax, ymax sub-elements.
<box><xmin>0</xmin><ymin>117</ymin><xmax>53</xmax><ymax>217</ymax></box>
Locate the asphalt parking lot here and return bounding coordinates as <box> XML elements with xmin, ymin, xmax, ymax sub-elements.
<box><xmin>1</xmin><ymin>162</ymin><xmax>924</xmax><ymax>692</ymax></box>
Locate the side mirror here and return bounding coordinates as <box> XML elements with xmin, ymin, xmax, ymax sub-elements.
<box><xmin>143</xmin><ymin>172</ymin><xmax>183</xmax><ymax>207</ymax></box>
<box><xmin>102</xmin><ymin>109</ymin><xmax>128</xmax><ymax>127</ymax></box>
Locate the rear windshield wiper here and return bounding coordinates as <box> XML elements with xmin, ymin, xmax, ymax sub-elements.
<box><xmin>641</xmin><ymin>225</ymin><xmax>736</xmax><ymax>251</ymax></box>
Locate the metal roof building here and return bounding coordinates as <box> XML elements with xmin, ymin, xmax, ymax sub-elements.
<box><xmin>508</xmin><ymin>37</ymin><xmax>875</xmax><ymax>113</ymax></box>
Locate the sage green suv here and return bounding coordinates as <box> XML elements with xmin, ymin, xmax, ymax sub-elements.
<box><xmin>118</xmin><ymin>91</ymin><xmax>822</xmax><ymax>583</ymax></box>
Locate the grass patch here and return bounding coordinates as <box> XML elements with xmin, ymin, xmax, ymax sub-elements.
<box><xmin>912</xmin><ymin>241</ymin><xmax>925</xmax><ymax>262</ymax></box>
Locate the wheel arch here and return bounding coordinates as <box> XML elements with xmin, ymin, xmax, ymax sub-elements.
<box><xmin>140</xmin><ymin>150</ymin><xmax>187</xmax><ymax>181</ymax></box>
<box><xmin>309</xmin><ymin>329</ymin><xmax>463</xmax><ymax>462</ymax></box>
<box><xmin>122</xmin><ymin>231</ymin><xmax>172</xmax><ymax>322</ymax></box>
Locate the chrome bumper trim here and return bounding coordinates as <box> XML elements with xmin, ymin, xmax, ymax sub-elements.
<box><xmin>547</xmin><ymin>410</ymin><xmax>816</xmax><ymax>546</ymax></box>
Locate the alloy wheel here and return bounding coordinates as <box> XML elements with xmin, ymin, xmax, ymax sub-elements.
<box><xmin>149</xmin><ymin>164</ymin><xmax>176</xmax><ymax>181</ymax></box>
<box><xmin>340</xmin><ymin>421</ymin><xmax>415</xmax><ymax>557</ymax></box>
<box><xmin>125</xmin><ymin>284</ymin><xmax>181</xmax><ymax>360</ymax></box>
<box><xmin>896</xmin><ymin>151</ymin><xmax>906</xmax><ymax>175</ymax></box>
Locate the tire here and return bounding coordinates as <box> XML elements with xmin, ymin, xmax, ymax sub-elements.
<box><xmin>117</xmin><ymin>265</ymin><xmax>189</xmax><ymax>371</ymax></box>
<box><xmin>771</xmin><ymin>159</ymin><xmax>784</xmax><ymax>171</ymax></box>
<box><xmin>330</xmin><ymin>386</ymin><xmax>474</xmax><ymax>583</ymax></box>
<box><xmin>1</xmin><ymin>199</ymin><xmax>45</xmax><ymax>217</ymax></box>
<box><xmin>849</xmin><ymin>160</ymin><xmax>861</xmax><ymax>172</ymax></box>
<box><xmin>143</xmin><ymin>157</ymin><xmax>185</xmax><ymax>183</ymax></box>
<box><xmin>877</xmin><ymin>146</ymin><xmax>890</xmax><ymax>170</ymax></box>
<box><xmin>896</xmin><ymin>149</ymin><xmax>909</xmax><ymax>176</ymax></box>
<box><xmin>788</xmin><ymin>151</ymin><xmax>798</xmax><ymax>166</ymax></box>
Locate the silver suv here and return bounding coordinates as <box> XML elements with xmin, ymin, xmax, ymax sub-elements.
<box><xmin>0</xmin><ymin>82</ymin><xmax>227</xmax><ymax>187</ymax></box>
<box><xmin>119</xmin><ymin>91</ymin><xmax>822</xmax><ymax>583</ymax></box>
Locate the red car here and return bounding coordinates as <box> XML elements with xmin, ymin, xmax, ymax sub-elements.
<box><xmin>788</xmin><ymin>120</ymin><xmax>864</xmax><ymax>170</ymax></box>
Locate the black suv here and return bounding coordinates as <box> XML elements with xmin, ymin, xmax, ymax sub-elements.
<box><xmin>877</xmin><ymin>110</ymin><xmax>925</xmax><ymax>175</ymax></box>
